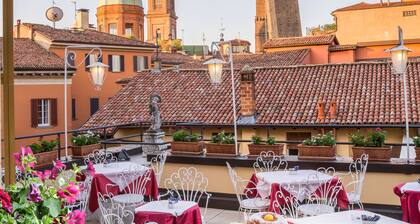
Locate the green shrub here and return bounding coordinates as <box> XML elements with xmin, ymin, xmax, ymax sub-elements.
<box><xmin>72</xmin><ymin>132</ymin><xmax>100</xmax><ymax>147</ymax></box>
<box><xmin>414</xmin><ymin>136</ymin><xmax>420</xmax><ymax>147</ymax></box>
<box><xmin>251</xmin><ymin>135</ymin><xmax>262</xmax><ymax>145</ymax></box>
<box><xmin>349</xmin><ymin>128</ymin><xmax>387</xmax><ymax>147</ymax></box>
<box><xmin>211</xmin><ymin>131</ymin><xmax>235</xmax><ymax>144</ymax></box>
<box><xmin>172</xmin><ymin>129</ymin><xmax>199</xmax><ymax>142</ymax></box>
<box><xmin>28</xmin><ymin>140</ymin><xmax>58</xmax><ymax>153</ymax></box>
<box><xmin>28</xmin><ymin>142</ymin><xmax>43</xmax><ymax>154</ymax></box>
<box><xmin>267</xmin><ymin>136</ymin><xmax>277</xmax><ymax>145</ymax></box>
<box><xmin>303</xmin><ymin>131</ymin><xmax>336</xmax><ymax>146</ymax></box>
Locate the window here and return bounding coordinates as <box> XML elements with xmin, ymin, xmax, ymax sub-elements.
<box><xmin>403</xmin><ymin>10</ymin><xmax>416</xmax><ymax>17</ymax></box>
<box><xmin>133</xmin><ymin>56</ymin><xmax>149</xmax><ymax>72</ymax></box>
<box><xmin>125</xmin><ymin>23</ymin><xmax>133</xmax><ymax>36</ymax></box>
<box><xmin>286</xmin><ymin>132</ymin><xmax>312</xmax><ymax>155</ymax></box>
<box><xmin>90</xmin><ymin>98</ymin><xmax>99</xmax><ymax>116</ymax></box>
<box><xmin>154</xmin><ymin>0</ymin><xmax>162</xmax><ymax>8</ymax></box>
<box><xmin>72</xmin><ymin>98</ymin><xmax>76</xmax><ymax>120</ymax></box>
<box><xmin>108</xmin><ymin>23</ymin><xmax>117</xmax><ymax>35</ymax></box>
<box><xmin>108</xmin><ymin>55</ymin><xmax>125</xmax><ymax>72</ymax></box>
<box><xmin>85</xmin><ymin>54</ymin><xmax>99</xmax><ymax>71</ymax></box>
<box><xmin>31</xmin><ymin>99</ymin><xmax>57</xmax><ymax>128</ymax></box>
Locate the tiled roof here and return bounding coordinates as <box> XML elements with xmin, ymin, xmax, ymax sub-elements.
<box><xmin>83</xmin><ymin>62</ymin><xmax>420</xmax><ymax>128</ymax></box>
<box><xmin>179</xmin><ymin>49</ymin><xmax>310</xmax><ymax>69</ymax></box>
<box><xmin>159</xmin><ymin>52</ymin><xmax>193</xmax><ymax>65</ymax></box>
<box><xmin>230</xmin><ymin>39</ymin><xmax>251</xmax><ymax>46</ymax></box>
<box><xmin>0</xmin><ymin>38</ymin><xmax>65</xmax><ymax>71</ymax></box>
<box><xmin>329</xmin><ymin>45</ymin><xmax>357</xmax><ymax>52</ymax></box>
<box><xmin>263</xmin><ymin>35</ymin><xmax>337</xmax><ymax>49</ymax></box>
<box><xmin>333</xmin><ymin>1</ymin><xmax>420</xmax><ymax>13</ymax></box>
<box><xmin>25</xmin><ymin>23</ymin><xmax>156</xmax><ymax>48</ymax></box>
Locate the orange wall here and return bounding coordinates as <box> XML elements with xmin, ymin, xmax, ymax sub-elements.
<box><xmin>13</xmin><ymin>79</ymin><xmax>72</xmax><ymax>150</ymax></box>
<box><xmin>356</xmin><ymin>43</ymin><xmax>420</xmax><ymax>61</ymax></box>
<box><xmin>265</xmin><ymin>45</ymin><xmax>330</xmax><ymax>64</ymax></box>
<box><xmin>50</xmin><ymin>47</ymin><xmax>154</xmax><ymax>128</ymax></box>
<box><xmin>330</xmin><ymin>50</ymin><xmax>355</xmax><ymax>64</ymax></box>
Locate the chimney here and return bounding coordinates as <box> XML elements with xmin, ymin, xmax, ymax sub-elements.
<box><xmin>75</xmin><ymin>9</ymin><xmax>89</xmax><ymax>30</ymax></box>
<box><xmin>328</xmin><ymin>100</ymin><xmax>337</xmax><ymax>120</ymax></box>
<box><xmin>239</xmin><ymin>65</ymin><xmax>256</xmax><ymax>117</ymax></box>
<box><xmin>317</xmin><ymin>101</ymin><xmax>326</xmax><ymax>121</ymax></box>
<box><xmin>16</xmin><ymin>19</ymin><xmax>21</xmax><ymax>38</ymax></box>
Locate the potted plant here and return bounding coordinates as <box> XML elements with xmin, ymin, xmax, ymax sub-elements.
<box><xmin>205</xmin><ymin>131</ymin><xmax>237</xmax><ymax>156</ymax></box>
<box><xmin>29</xmin><ymin>140</ymin><xmax>59</xmax><ymax>166</ymax></box>
<box><xmin>350</xmin><ymin>128</ymin><xmax>392</xmax><ymax>161</ymax></box>
<box><xmin>171</xmin><ymin>129</ymin><xmax>204</xmax><ymax>154</ymax></box>
<box><xmin>413</xmin><ymin>136</ymin><xmax>420</xmax><ymax>162</ymax></box>
<box><xmin>297</xmin><ymin>131</ymin><xmax>336</xmax><ymax>160</ymax></box>
<box><xmin>72</xmin><ymin>132</ymin><xmax>101</xmax><ymax>157</ymax></box>
<box><xmin>248</xmin><ymin>136</ymin><xmax>284</xmax><ymax>156</ymax></box>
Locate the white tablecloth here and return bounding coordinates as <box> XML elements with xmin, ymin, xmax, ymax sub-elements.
<box><xmin>289</xmin><ymin>210</ymin><xmax>407</xmax><ymax>224</ymax></box>
<box><xmin>135</xmin><ymin>200</ymin><xmax>197</xmax><ymax>217</ymax></box>
<box><xmin>256</xmin><ymin>170</ymin><xmax>332</xmax><ymax>201</ymax></box>
<box><xmin>93</xmin><ymin>162</ymin><xmax>148</xmax><ymax>191</ymax></box>
<box><xmin>400</xmin><ymin>182</ymin><xmax>420</xmax><ymax>193</ymax></box>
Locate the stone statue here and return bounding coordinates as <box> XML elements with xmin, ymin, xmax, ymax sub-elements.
<box><xmin>148</xmin><ymin>94</ymin><xmax>162</xmax><ymax>132</ymax></box>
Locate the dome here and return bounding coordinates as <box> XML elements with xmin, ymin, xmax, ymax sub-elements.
<box><xmin>98</xmin><ymin>0</ymin><xmax>143</xmax><ymax>7</ymax></box>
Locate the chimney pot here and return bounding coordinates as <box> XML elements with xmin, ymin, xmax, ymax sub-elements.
<box><xmin>328</xmin><ymin>100</ymin><xmax>337</xmax><ymax>120</ymax></box>
<box><xmin>75</xmin><ymin>9</ymin><xmax>90</xmax><ymax>30</ymax></box>
<box><xmin>317</xmin><ymin>101</ymin><xmax>326</xmax><ymax>121</ymax></box>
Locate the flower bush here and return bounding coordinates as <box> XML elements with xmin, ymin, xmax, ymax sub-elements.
<box><xmin>72</xmin><ymin>131</ymin><xmax>100</xmax><ymax>147</ymax></box>
<box><xmin>0</xmin><ymin>146</ymin><xmax>85</xmax><ymax>224</ymax></box>
<box><xmin>413</xmin><ymin>136</ymin><xmax>420</xmax><ymax>147</ymax></box>
<box><xmin>211</xmin><ymin>131</ymin><xmax>235</xmax><ymax>144</ymax></box>
<box><xmin>28</xmin><ymin>140</ymin><xmax>58</xmax><ymax>154</ymax></box>
<box><xmin>267</xmin><ymin>136</ymin><xmax>277</xmax><ymax>145</ymax></box>
<box><xmin>349</xmin><ymin>128</ymin><xmax>387</xmax><ymax>147</ymax></box>
<box><xmin>302</xmin><ymin>131</ymin><xmax>336</xmax><ymax>146</ymax></box>
<box><xmin>172</xmin><ymin>129</ymin><xmax>199</xmax><ymax>142</ymax></box>
<box><xmin>251</xmin><ymin>136</ymin><xmax>262</xmax><ymax>145</ymax></box>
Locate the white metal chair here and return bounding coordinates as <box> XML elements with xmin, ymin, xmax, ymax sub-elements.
<box><xmin>226</xmin><ymin>162</ymin><xmax>270</xmax><ymax>214</ymax></box>
<box><xmin>297</xmin><ymin>173</ymin><xmax>342</xmax><ymax>217</ymax></box>
<box><xmin>161</xmin><ymin>167</ymin><xmax>211</xmax><ymax>220</ymax></box>
<box><xmin>253</xmin><ymin>151</ymin><xmax>288</xmax><ymax>173</ymax></box>
<box><xmin>150</xmin><ymin>151</ymin><xmax>168</xmax><ymax>186</ymax></box>
<box><xmin>84</xmin><ymin>149</ymin><xmax>117</xmax><ymax>165</ymax></box>
<box><xmin>345</xmin><ymin>154</ymin><xmax>369</xmax><ymax>210</ymax></box>
<box><xmin>272</xmin><ymin>184</ymin><xmax>310</xmax><ymax>218</ymax></box>
<box><xmin>65</xmin><ymin>174</ymin><xmax>93</xmax><ymax>212</ymax></box>
<box><xmin>109</xmin><ymin>165</ymin><xmax>152</xmax><ymax>208</ymax></box>
<box><xmin>98</xmin><ymin>192</ymin><xmax>135</xmax><ymax>224</ymax></box>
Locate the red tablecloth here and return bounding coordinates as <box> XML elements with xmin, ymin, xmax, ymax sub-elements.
<box><xmin>246</xmin><ymin>173</ymin><xmax>349</xmax><ymax>213</ymax></box>
<box><xmin>88</xmin><ymin>169</ymin><xmax>159</xmax><ymax>212</ymax></box>
<box><xmin>134</xmin><ymin>204</ymin><xmax>202</xmax><ymax>224</ymax></box>
<box><xmin>394</xmin><ymin>183</ymin><xmax>420</xmax><ymax>224</ymax></box>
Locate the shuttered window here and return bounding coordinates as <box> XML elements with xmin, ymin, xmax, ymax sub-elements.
<box><xmin>31</xmin><ymin>99</ymin><xmax>57</xmax><ymax>128</ymax></box>
<box><xmin>90</xmin><ymin>98</ymin><xmax>99</xmax><ymax>116</ymax></box>
<box><xmin>72</xmin><ymin>98</ymin><xmax>77</xmax><ymax>120</ymax></box>
<box><xmin>133</xmin><ymin>56</ymin><xmax>149</xmax><ymax>72</ymax></box>
<box><xmin>109</xmin><ymin>55</ymin><xmax>125</xmax><ymax>72</ymax></box>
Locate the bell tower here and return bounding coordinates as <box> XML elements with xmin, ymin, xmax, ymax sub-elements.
<box><xmin>147</xmin><ymin>0</ymin><xmax>177</xmax><ymax>43</ymax></box>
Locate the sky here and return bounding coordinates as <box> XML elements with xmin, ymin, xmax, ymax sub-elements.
<box><xmin>2</xmin><ymin>0</ymin><xmax>380</xmax><ymax>48</ymax></box>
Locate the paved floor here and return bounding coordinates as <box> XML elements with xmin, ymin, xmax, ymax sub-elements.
<box><xmin>203</xmin><ymin>208</ymin><xmax>245</xmax><ymax>224</ymax></box>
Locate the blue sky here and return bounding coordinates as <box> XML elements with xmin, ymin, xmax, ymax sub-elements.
<box><xmin>4</xmin><ymin>0</ymin><xmax>379</xmax><ymax>47</ymax></box>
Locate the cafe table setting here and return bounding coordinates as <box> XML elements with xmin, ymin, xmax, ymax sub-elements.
<box><xmin>393</xmin><ymin>180</ymin><xmax>420</xmax><ymax>224</ymax></box>
<box><xmin>246</xmin><ymin>169</ymin><xmax>349</xmax><ymax>211</ymax></box>
<box><xmin>86</xmin><ymin>161</ymin><xmax>159</xmax><ymax>213</ymax></box>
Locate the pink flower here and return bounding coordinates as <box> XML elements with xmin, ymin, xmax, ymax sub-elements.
<box><xmin>375</xmin><ymin>127</ymin><xmax>382</xmax><ymax>132</ymax></box>
<box><xmin>28</xmin><ymin>184</ymin><xmax>42</xmax><ymax>203</ymax></box>
<box><xmin>0</xmin><ymin>189</ymin><xmax>12</xmax><ymax>213</ymax></box>
<box><xmin>58</xmin><ymin>182</ymin><xmax>80</xmax><ymax>204</ymax></box>
<box><xmin>50</xmin><ymin>160</ymin><xmax>65</xmax><ymax>180</ymax></box>
<box><xmin>54</xmin><ymin>160</ymin><xmax>66</xmax><ymax>170</ymax></box>
<box><xmin>32</xmin><ymin>170</ymin><xmax>52</xmax><ymax>181</ymax></box>
<box><xmin>14</xmin><ymin>146</ymin><xmax>35</xmax><ymax>172</ymax></box>
<box><xmin>67</xmin><ymin>210</ymin><xmax>86</xmax><ymax>224</ymax></box>
<box><xmin>87</xmin><ymin>161</ymin><xmax>96</xmax><ymax>176</ymax></box>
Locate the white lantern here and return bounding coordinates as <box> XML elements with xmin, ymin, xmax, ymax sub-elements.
<box><xmin>386</xmin><ymin>45</ymin><xmax>412</xmax><ymax>74</ymax></box>
<box><xmin>87</xmin><ymin>61</ymin><xmax>109</xmax><ymax>90</ymax></box>
<box><xmin>203</xmin><ymin>58</ymin><xmax>226</xmax><ymax>84</ymax></box>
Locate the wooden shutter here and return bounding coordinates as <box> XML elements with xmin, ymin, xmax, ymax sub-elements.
<box><xmin>108</xmin><ymin>55</ymin><xmax>113</xmax><ymax>72</ymax></box>
<box><xmin>133</xmin><ymin>56</ymin><xmax>138</xmax><ymax>72</ymax></box>
<box><xmin>120</xmin><ymin>55</ymin><xmax>125</xmax><ymax>72</ymax></box>
<box><xmin>50</xmin><ymin>99</ymin><xmax>58</xmax><ymax>126</ymax></box>
<box><xmin>144</xmin><ymin>56</ymin><xmax>149</xmax><ymax>69</ymax></box>
<box><xmin>90</xmin><ymin>98</ymin><xmax>99</xmax><ymax>116</ymax></box>
<box><xmin>85</xmin><ymin>54</ymin><xmax>90</xmax><ymax>71</ymax></box>
<box><xmin>31</xmin><ymin>99</ymin><xmax>39</xmax><ymax>128</ymax></box>
<box><xmin>72</xmin><ymin>98</ymin><xmax>76</xmax><ymax>120</ymax></box>
<box><xmin>98</xmin><ymin>54</ymin><xmax>103</xmax><ymax>63</ymax></box>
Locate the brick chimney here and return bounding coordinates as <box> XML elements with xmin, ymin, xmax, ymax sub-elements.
<box><xmin>239</xmin><ymin>65</ymin><xmax>256</xmax><ymax>117</ymax></box>
<box><xmin>75</xmin><ymin>9</ymin><xmax>89</xmax><ymax>30</ymax></box>
<box><xmin>16</xmin><ymin>19</ymin><xmax>21</xmax><ymax>38</ymax></box>
<box><xmin>317</xmin><ymin>101</ymin><xmax>326</xmax><ymax>121</ymax></box>
<box><xmin>328</xmin><ymin>100</ymin><xmax>337</xmax><ymax>120</ymax></box>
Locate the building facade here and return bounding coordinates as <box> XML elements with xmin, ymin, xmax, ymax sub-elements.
<box><xmin>146</xmin><ymin>0</ymin><xmax>177</xmax><ymax>43</ymax></box>
<box><xmin>97</xmin><ymin>0</ymin><xmax>145</xmax><ymax>41</ymax></box>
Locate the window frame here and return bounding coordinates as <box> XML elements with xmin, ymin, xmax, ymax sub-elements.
<box><xmin>108</xmin><ymin>23</ymin><xmax>118</xmax><ymax>35</ymax></box>
<box><xmin>37</xmin><ymin>99</ymin><xmax>51</xmax><ymax>127</ymax></box>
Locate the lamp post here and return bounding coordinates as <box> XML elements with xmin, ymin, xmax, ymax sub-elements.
<box><xmin>385</xmin><ymin>27</ymin><xmax>412</xmax><ymax>163</ymax></box>
<box><xmin>204</xmin><ymin>41</ymin><xmax>239</xmax><ymax>156</ymax></box>
<box><xmin>64</xmin><ymin>46</ymin><xmax>108</xmax><ymax>160</ymax></box>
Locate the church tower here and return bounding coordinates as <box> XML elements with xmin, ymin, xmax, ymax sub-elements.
<box><xmin>255</xmin><ymin>0</ymin><xmax>268</xmax><ymax>53</ymax></box>
<box><xmin>97</xmin><ymin>0</ymin><xmax>145</xmax><ymax>41</ymax></box>
<box><xmin>147</xmin><ymin>0</ymin><xmax>177</xmax><ymax>43</ymax></box>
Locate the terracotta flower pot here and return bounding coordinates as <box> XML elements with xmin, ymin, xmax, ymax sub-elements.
<box><xmin>297</xmin><ymin>144</ymin><xmax>336</xmax><ymax>160</ymax></box>
<box><xmin>34</xmin><ymin>150</ymin><xmax>58</xmax><ymax>166</ymax></box>
<box><xmin>352</xmin><ymin>146</ymin><xmax>392</xmax><ymax>162</ymax></box>
<box><xmin>171</xmin><ymin>141</ymin><xmax>204</xmax><ymax>154</ymax></box>
<box><xmin>248</xmin><ymin>144</ymin><xmax>284</xmax><ymax>156</ymax></box>
<box><xmin>72</xmin><ymin>143</ymin><xmax>101</xmax><ymax>157</ymax></box>
<box><xmin>205</xmin><ymin>143</ymin><xmax>237</xmax><ymax>156</ymax></box>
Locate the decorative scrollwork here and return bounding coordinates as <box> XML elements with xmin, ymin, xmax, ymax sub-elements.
<box><xmin>150</xmin><ymin>151</ymin><xmax>168</xmax><ymax>186</ymax></box>
<box><xmin>253</xmin><ymin>151</ymin><xmax>288</xmax><ymax>173</ymax></box>
<box><xmin>84</xmin><ymin>150</ymin><xmax>117</xmax><ymax>165</ymax></box>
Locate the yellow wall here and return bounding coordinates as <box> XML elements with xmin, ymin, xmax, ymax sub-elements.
<box><xmin>334</xmin><ymin>4</ymin><xmax>420</xmax><ymax>45</ymax></box>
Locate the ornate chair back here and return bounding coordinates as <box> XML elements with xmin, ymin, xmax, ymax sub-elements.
<box><xmin>66</xmin><ymin>174</ymin><xmax>93</xmax><ymax>212</ymax></box>
<box><xmin>150</xmin><ymin>152</ymin><xmax>168</xmax><ymax>186</ymax></box>
<box><xmin>349</xmin><ymin>154</ymin><xmax>369</xmax><ymax>198</ymax></box>
<box><xmin>98</xmin><ymin>192</ymin><xmax>134</xmax><ymax>224</ymax></box>
<box><xmin>118</xmin><ymin>165</ymin><xmax>152</xmax><ymax>196</ymax></box>
<box><xmin>253</xmin><ymin>151</ymin><xmax>288</xmax><ymax>173</ymax></box>
<box><xmin>84</xmin><ymin>150</ymin><xmax>117</xmax><ymax>165</ymax></box>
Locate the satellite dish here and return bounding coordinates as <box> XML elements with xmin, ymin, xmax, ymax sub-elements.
<box><xmin>46</xmin><ymin>6</ymin><xmax>64</xmax><ymax>23</ymax></box>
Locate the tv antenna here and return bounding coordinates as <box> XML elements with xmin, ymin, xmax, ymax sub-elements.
<box><xmin>71</xmin><ymin>1</ymin><xmax>77</xmax><ymax>20</ymax></box>
<box><xmin>219</xmin><ymin>17</ymin><xmax>225</xmax><ymax>41</ymax></box>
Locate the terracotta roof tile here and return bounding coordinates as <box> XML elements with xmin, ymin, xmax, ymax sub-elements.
<box><xmin>159</xmin><ymin>52</ymin><xmax>193</xmax><ymax>65</ymax></box>
<box><xmin>263</xmin><ymin>35</ymin><xmax>337</xmax><ymax>49</ymax></box>
<box><xmin>329</xmin><ymin>45</ymin><xmax>357</xmax><ymax>52</ymax></box>
<box><xmin>83</xmin><ymin>62</ymin><xmax>420</xmax><ymax>128</ymax></box>
<box><xmin>333</xmin><ymin>1</ymin><xmax>420</xmax><ymax>13</ymax></box>
<box><xmin>25</xmin><ymin>23</ymin><xmax>156</xmax><ymax>48</ymax></box>
<box><xmin>180</xmin><ymin>49</ymin><xmax>310</xmax><ymax>69</ymax></box>
<box><xmin>0</xmin><ymin>38</ymin><xmax>65</xmax><ymax>71</ymax></box>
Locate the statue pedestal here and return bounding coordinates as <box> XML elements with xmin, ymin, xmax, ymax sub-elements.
<box><xmin>142</xmin><ymin>131</ymin><xmax>168</xmax><ymax>155</ymax></box>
